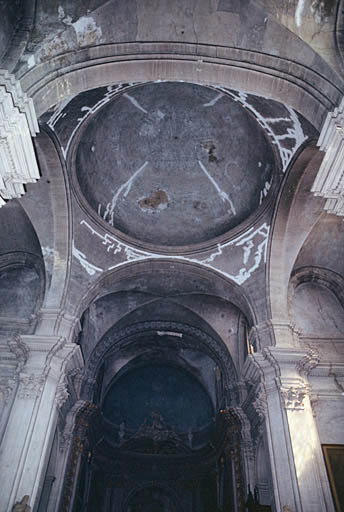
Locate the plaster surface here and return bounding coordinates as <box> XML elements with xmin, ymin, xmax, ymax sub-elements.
<box><xmin>75</xmin><ymin>82</ymin><xmax>274</xmax><ymax>246</ymax></box>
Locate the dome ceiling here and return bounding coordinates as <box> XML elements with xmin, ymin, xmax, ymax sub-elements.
<box><xmin>74</xmin><ymin>82</ymin><xmax>275</xmax><ymax>247</ymax></box>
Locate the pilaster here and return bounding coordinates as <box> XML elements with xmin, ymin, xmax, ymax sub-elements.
<box><xmin>244</xmin><ymin>346</ymin><xmax>335</xmax><ymax>512</ymax></box>
<box><xmin>0</xmin><ymin>334</ymin><xmax>82</xmax><ymax>512</ymax></box>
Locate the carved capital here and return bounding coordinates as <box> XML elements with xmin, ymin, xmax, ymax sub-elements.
<box><xmin>280</xmin><ymin>385</ymin><xmax>310</xmax><ymax>410</ymax></box>
<box><xmin>17</xmin><ymin>373</ymin><xmax>45</xmax><ymax>399</ymax></box>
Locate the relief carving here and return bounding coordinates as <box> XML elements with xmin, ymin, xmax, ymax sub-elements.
<box><xmin>18</xmin><ymin>374</ymin><xmax>45</xmax><ymax>399</ymax></box>
<box><xmin>7</xmin><ymin>334</ymin><xmax>29</xmax><ymax>371</ymax></box>
<box><xmin>0</xmin><ymin>377</ymin><xmax>15</xmax><ymax>403</ymax></box>
<box><xmin>54</xmin><ymin>379</ymin><xmax>69</xmax><ymax>409</ymax></box>
<box><xmin>252</xmin><ymin>385</ymin><xmax>267</xmax><ymax>421</ymax></box>
<box><xmin>296</xmin><ymin>349</ymin><xmax>320</xmax><ymax>376</ymax></box>
<box><xmin>280</xmin><ymin>385</ymin><xmax>309</xmax><ymax>410</ymax></box>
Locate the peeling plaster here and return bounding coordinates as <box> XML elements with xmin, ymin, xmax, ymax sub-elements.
<box><xmin>72</xmin><ymin>16</ymin><xmax>103</xmax><ymax>47</ymax></box>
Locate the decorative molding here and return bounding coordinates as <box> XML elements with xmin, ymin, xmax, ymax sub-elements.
<box><xmin>311</xmin><ymin>97</ymin><xmax>344</xmax><ymax>216</ymax></box>
<box><xmin>280</xmin><ymin>385</ymin><xmax>310</xmax><ymax>411</ymax></box>
<box><xmin>0</xmin><ymin>70</ymin><xmax>40</xmax><ymax>205</ymax></box>
<box><xmin>17</xmin><ymin>373</ymin><xmax>45</xmax><ymax>399</ymax></box>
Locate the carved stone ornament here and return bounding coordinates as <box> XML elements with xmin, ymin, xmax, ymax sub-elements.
<box><xmin>17</xmin><ymin>373</ymin><xmax>45</xmax><ymax>399</ymax></box>
<box><xmin>252</xmin><ymin>385</ymin><xmax>267</xmax><ymax>421</ymax></box>
<box><xmin>0</xmin><ymin>70</ymin><xmax>39</xmax><ymax>206</ymax></box>
<box><xmin>296</xmin><ymin>349</ymin><xmax>320</xmax><ymax>376</ymax></box>
<box><xmin>0</xmin><ymin>377</ymin><xmax>15</xmax><ymax>403</ymax></box>
<box><xmin>7</xmin><ymin>333</ymin><xmax>29</xmax><ymax>371</ymax></box>
<box><xmin>311</xmin><ymin>97</ymin><xmax>344</xmax><ymax>216</ymax></box>
<box><xmin>280</xmin><ymin>385</ymin><xmax>309</xmax><ymax>410</ymax></box>
<box><xmin>54</xmin><ymin>379</ymin><xmax>69</xmax><ymax>409</ymax></box>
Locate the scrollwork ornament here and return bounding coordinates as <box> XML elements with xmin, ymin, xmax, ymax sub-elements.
<box><xmin>280</xmin><ymin>385</ymin><xmax>310</xmax><ymax>410</ymax></box>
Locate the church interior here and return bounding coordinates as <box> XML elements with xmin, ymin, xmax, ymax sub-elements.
<box><xmin>1</xmin><ymin>1</ymin><xmax>344</xmax><ymax>511</ymax></box>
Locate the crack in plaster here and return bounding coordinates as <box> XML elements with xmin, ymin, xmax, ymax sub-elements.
<box><xmin>198</xmin><ymin>160</ymin><xmax>236</xmax><ymax>216</ymax></box>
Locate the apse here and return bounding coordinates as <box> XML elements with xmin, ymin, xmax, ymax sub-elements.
<box><xmin>102</xmin><ymin>363</ymin><xmax>214</xmax><ymax>433</ymax></box>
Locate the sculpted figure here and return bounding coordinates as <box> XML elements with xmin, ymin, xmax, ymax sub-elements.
<box><xmin>12</xmin><ymin>496</ymin><xmax>31</xmax><ymax>511</ymax></box>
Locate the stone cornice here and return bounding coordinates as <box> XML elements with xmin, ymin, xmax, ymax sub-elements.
<box><xmin>312</xmin><ymin>97</ymin><xmax>344</xmax><ymax>215</ymax></box>
<box><xmin>0</xmin><ymin>70</ymin><xmax>39</xmax><ymax>205</ymax></box>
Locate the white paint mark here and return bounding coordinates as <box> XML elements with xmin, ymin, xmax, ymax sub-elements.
<box><xmin>123</xmin><ymin>93</ymin><xmax>148</xmax><ymax>114</ymax></box>
<box><xmin>103</xmin><ymin>161</ymin><xmax>149</xmax><ymax>225</ymax></box>
<box><xmin>72</xmin><ymin>240</ymin><xmax>103</xmax><ymax>276</ymax></box>
<box><xmin>49</xmin><ymin>83</ymin><xmax>130</xmax><ymax>158</ymax></box>
<box><xmin>79</xmin><ymin>220</ymin><xmax>270</xmax><ymax>286</ymax></box>
<box><xmin>203</xmin><ymin>93</ymin><xmax>224</xmax><ymax>107</ymax></box>
<box><xmin>198</xmin><ymin>160</ymin><xmax>236</xmax><ymax>216</ymax></box>
<box><xmin>258</xmin><ymin>161</ymin><xmax>262</xmax><ymax>168</ymax></box>
<box><xmin>157</xmin><ymin>331</ymin><xmax>183</xmax><ymax>338</ymax></box>
<box><xmin>216</xmin><ymin>87</ymin><xmax>307</xmax><ymax>173</ymax></box>
<box><xmin>259</xmin><ymin>179</ymin><xmax>272</xmax><ymax>205</ymax></box>
<box><xmin>295</xmin><ymin>0</ymin><xmax>306</xmax><ymax>27</ymax></box>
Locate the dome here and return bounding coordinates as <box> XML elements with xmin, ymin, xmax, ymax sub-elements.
<box><xmin>75</xmin><ymin>82</ymin><xmax>275</xmax><ymax>247</ymax></box>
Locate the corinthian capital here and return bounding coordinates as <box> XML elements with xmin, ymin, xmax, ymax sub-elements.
<box><xmin>280</xmin><ymin>385</ymin><xmax>310</xmax><ymax>411</ymax></box>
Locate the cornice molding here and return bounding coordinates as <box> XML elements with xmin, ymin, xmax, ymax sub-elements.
<box><xmin>312</xmin><ymin>97</ymin><xmax>344</xmax><ymax>215</ymax></box>
<box><xmin>0</xmin><ymin>69</ymin><xmax>39</xmax><ymax>205</ymax></box>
